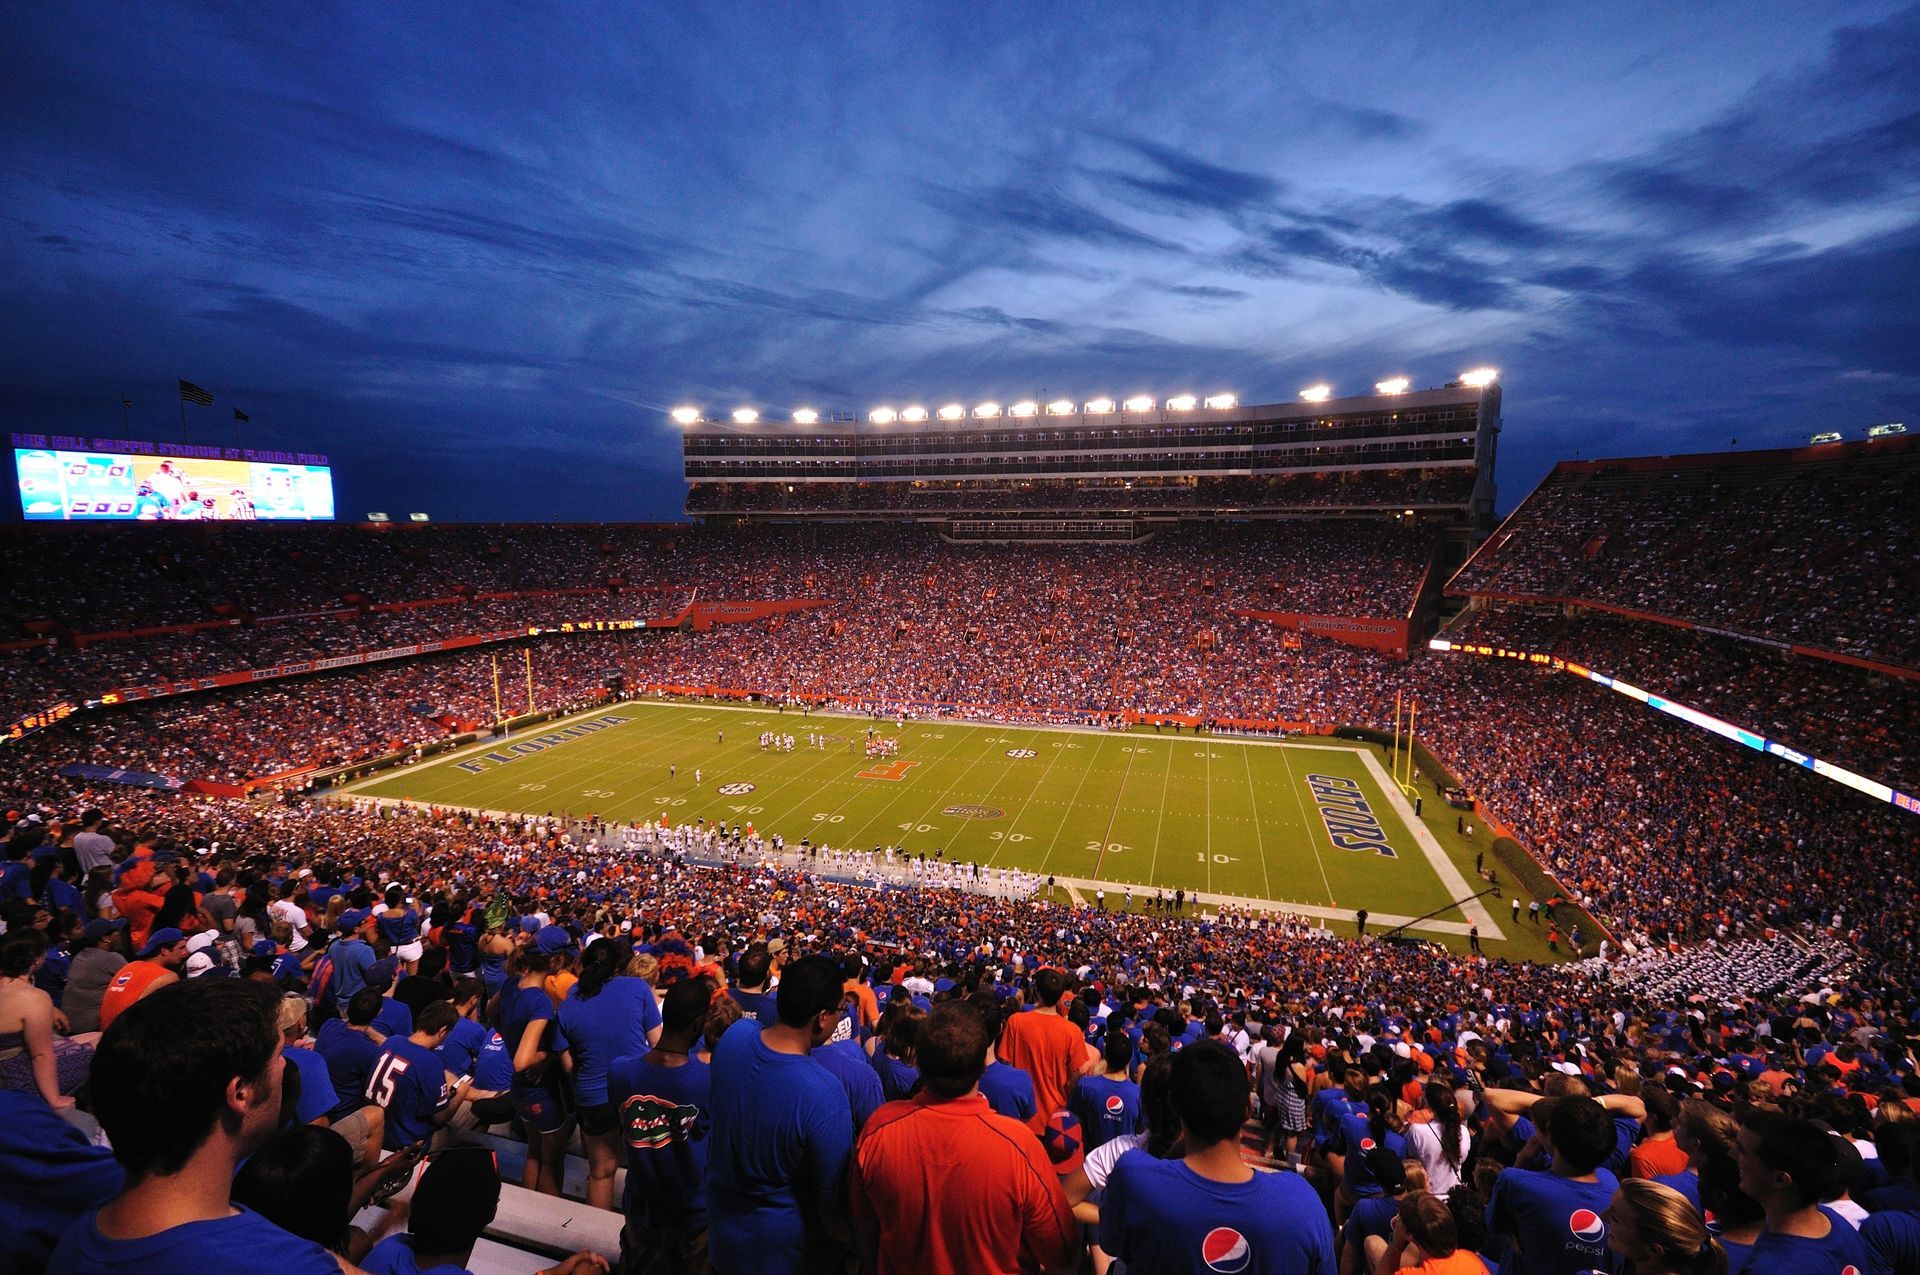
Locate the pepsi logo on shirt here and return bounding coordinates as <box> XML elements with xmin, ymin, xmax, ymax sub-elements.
<box><xmin>1201</xmin><ymin>1226</ymin><xmax>1251</xmax><ymax>1274</ymax></box>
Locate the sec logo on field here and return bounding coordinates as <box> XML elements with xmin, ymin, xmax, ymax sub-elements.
<box><xmin>1005</xmin><ymin>748</ymin><xmax>1036</xmax><ymax>758</ymax></box>
<box><xmin>716</xmin><ymin>782</ymin><xmax>755</xmax><ymax>795</ymax></box>
<box><xmin>1201</xmin><ymin>1226</ymin><xmax>1251</xmax><ymax>1273</ymax></box>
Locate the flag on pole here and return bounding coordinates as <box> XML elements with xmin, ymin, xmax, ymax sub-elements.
<box><xmin>233</xmin><ymin>407</ymin><xmax>251</xmax><ymax>422</ymax></box>
<box><xmin>120</xmin><ymin>396</ymin><xmax>133</xmax><ymax>409</ymax></box>
<box><xmin>178</xmin><ymin>380</ymin><xmax>213</xmax><ymax>406</ymax></box>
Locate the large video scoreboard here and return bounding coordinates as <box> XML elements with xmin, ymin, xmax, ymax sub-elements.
<box><xmin>13</xmin><ymin>434</ymin><xmax>335</xmax><ymax>522</ymax></box>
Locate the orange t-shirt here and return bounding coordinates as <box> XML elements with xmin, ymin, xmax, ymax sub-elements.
<box><xmin>1629</xmin><ymin>1134</ymin><xmax>1691</xmax><ymax>1179</ymax></box>
<box><xmin>1416</xmin><ymin>1251</ymin><xmax>1492</xmax><ymax>1275</ymax></box>
<box><xmin>98</xmin><ymin>961</ymin><xmax>175</xmax><ymax>1031</ymax></box>
<box><xmin>851</xmin><ymin>1091</ymin><xmax>1076</xmax><ymax>1275</ymax></box>
<box><xmin>998</xmin><ymin>1009</ymin><xmax>1085</xmax><ymax>1132</ymax></box>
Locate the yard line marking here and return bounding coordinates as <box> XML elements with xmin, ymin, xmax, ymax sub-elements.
<box><xmin>1242</xmin><ymin>745</ymin><xmax>1273</xmax><ymax>903</ymax></box>
<box><xmin>1273</xmin><ymin>739</ymin><xmax>1338</xmax><ymax>908</ymax></box>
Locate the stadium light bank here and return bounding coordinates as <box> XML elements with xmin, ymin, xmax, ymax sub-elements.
<box><xmin>670</xmin><ymin>374</ymin><xmax>1496</xmax><ymax>424</ymax></box>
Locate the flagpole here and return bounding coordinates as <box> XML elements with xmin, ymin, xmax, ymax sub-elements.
<box><xmin>492</xmin><ymin>653</ymin><xmax>502</xmax><ymax>722</ymax></box>
<box><xmin>524</xmin><ymin>647</ymin><xmax>535</xmax><ymax>714</ymax></box>
<box><xmin>180</xmin><ymin>395</ymin><xmax>189</xmax><ymax>445</ymax></box>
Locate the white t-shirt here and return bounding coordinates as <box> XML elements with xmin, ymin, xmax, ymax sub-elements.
<box><xmin>1083</xmin><ymin>1133</ymin><xmax>1148</xmax><ymax>1192</ymax></box>
<box><xmin>1405</xmin><ymin>1119</ymin><xmax>1471</xmax><ymax>1199</ymax></box>
<box><xmin>268</xmin><ymin>899</ymin><xmax>310</xmax><ymax>951</ymax></box>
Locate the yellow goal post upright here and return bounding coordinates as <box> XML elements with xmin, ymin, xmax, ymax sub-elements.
<box><xmin>1391</xmin><ymin>690</ymin><xmax>1420</xmax><ymax>798</ymax></box>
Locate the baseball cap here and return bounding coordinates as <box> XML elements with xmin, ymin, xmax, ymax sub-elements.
<box><xmin>336</xmin><ymin>909</ymin><xmax>369</xmax><ymax>933</ymax></box>
<box><xmin>185</xmin><ymin>930</ymin><xmax>218</xmax><ymax>954</ymax></box>
<box><xmin>251</xmin><ymin>940</ymin><xmax>279</xmax><ymax>958</ymax></box>
<box><xmin>366</xmin><ymin>957</ymin><xmax>399</xmax><ymax>990</ymax></box>
<box><xmin>1363</xmin><ymin>1146</ymin><xmax>1408</xmax><ymax>1193</ymax></box>
<box><xmin>185</xmin><ymin>951</ymin><xmax>216</xmax><ymax>977</ymax></box>
<box><xmin>138</xmin><ymin>927</ymin><xmax>187</xmax><ymax>958</ymax></box>
<box><xmin>83</xmin><ymin>918</ymin><xmax>127</xmax><ymax>943</ymax></box>
<box><xmin>534</xmin><ymin>925</ymin><xmax>577</xmax><ymax>954</ymax></box>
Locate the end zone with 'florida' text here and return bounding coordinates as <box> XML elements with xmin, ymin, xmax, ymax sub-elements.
<box><xmin>452</xmin><ymin>714</ymin><xmax>631</xmax><ymax>774</ymax></box>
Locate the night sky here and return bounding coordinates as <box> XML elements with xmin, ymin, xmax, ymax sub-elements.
<box><xmin>2</xmin><ymin>3</ymin><xmax>1916</xmax><ymax>521</ymax></box>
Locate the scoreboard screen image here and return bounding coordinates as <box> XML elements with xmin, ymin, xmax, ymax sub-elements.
<box><xmin>14</xmin><ymin>449</ymin><xmax>336</xmax><ymax>521</ymax></box>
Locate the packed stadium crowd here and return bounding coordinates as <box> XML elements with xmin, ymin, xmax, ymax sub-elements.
<box><xmin>1442</xmin><ymin>607</ymin><xmax>1920</xmax><ymax>792</ymax></box>
<box><xmin>0</xmin><ymin>781</ymin><xmax>1912</xmax><ymax>1275</ymax></box>
<box><xmin>1448</xmin><ymin>444</ymin><xmax>1920</xmax><ymax>669</ymax></box>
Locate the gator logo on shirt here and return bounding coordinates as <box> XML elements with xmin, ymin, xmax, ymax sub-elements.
<box><xmin>1568</xmin><ymin>1209</ymin><xmax>1606</xmax><ymax>1243</ymax></box>
<box><xmin>622</xmin><ymin>1094</ymin><xmax>701</xmax><ymax>1151</ymax></box>
<box><xmin>1202</xmin><ymin>1227</ymin><xmax>1251</xmax><ymax>1273</ymax></box>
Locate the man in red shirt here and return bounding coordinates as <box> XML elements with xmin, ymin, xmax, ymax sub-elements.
<box><xmin>851</xmin><ymin>1001</ymin><xmax>1078</xmax><ymax>1275</ymax></box>
<box><xmin>998</xmin><ymin>968</ymin><xmax>1086</xmax><ymax>1133</ymax></box>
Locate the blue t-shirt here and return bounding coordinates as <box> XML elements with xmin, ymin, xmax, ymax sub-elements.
<box><xmin>1100</xmin><ymin>1153</ymin><xmax>1336</xmax><ymax>1274</ymax></box>
<box><xmin>1070</xmin><ymin>1074</ymin><xmax>1142</xmax><ymax>1152</ymax></box>
<box><xmin>706</xmin><ymin>1019</ymin><xmax>855</xmax><ymax>1275</ymax></box>
<box><xmin>360</xmin><ymin>1232</ymin><xmax>471</xmax><ymax>1275</ymax></box>
<box><xmin>375</xmin><ymin>907</ymin><xmax>422</xmax><ymax>947</ymax></box>
<box><xmin>1743</xmin><ymin>1206</ymin><xmax>1868</xmax><ymax>1275</ymax></box>
<box><xmin>1486</xmin><ymin>1166</ymin><xmax>1622</xmax><ymax>1275</ymax></box>
<box><xmin>442</xmin><ymin>922</ymin><xmax>478</xmax><ymax>974</ymax></box>
<box><xmin>979</xmin><ymin>1059</ymin><xmax>1037</xmax><ymax>1125</ymax></box>
<box><xmin>373</xmin><ymin>997</ymin><xmax>413</xmax><ymax>1040</ymax></box>
<box><xmin>1343</xmin><ymin>1194</ymin><xmax>1400</xmax><ymax>1254</ymax></box>
<box><xmin>50</xmin><ymin>1204</ymin><xmax>342</xmax><ymax>1275</ymax></box>
<box><xmin>314</xmin><ymin>1018</ymin><xmax>384</xmax><ymax>1111</ymax></box>
<box><xmin>870</xmin><ymin>1048</ymin><xmax>919</xmax><ymax>1103</ymax></box>
<box><xmin>328</xmin><ymin>938</ymin><xmax>377</xmax><ymax>1002</ymax></box>
<box><xmin>281</xmin><ymin>1044</ymin><xmax>341</xmax><ymax>1125</ymax></box>
<box><xmin>497</xmin><ymin>983</ymin><xmax>568</xmax><ymax>1089</ymax></box>
<box><xmin>608</xmin><ymin>1051</ymin><xmax>712</xmax><ymax>1231</ymax></box>
<box><xmin>557</xmin><ymin>977</ymin><xmax>662</xmax><ymax>1106</ymax></box>
<box><xmin>0</xmin><ymin>1090</ymin><xmax>124</xmax><ymax>1273</ymax></box>
<box><xmin>436</xmin><ymin>1016</ymin><xmax>490</xmax><ymax>1083</ymax></box>
<box><xmin>368</xmin><ymin>1036</ymin><xmax>449</xmax><ymax>1149</ymax></box>
<box><xmin>811</xmin><ymin>1039</ymin><xmax>885</xmax><ymax>1135</ymax></box>
<box><xmin>728</xmin><ymin>986</ymin><xmax>780</xmax><ymax>1025</ymax></box>
<box><xmin>1653</xmin><ymin>1170</ymin><xmax>1700</xmax><ymax>1214</ymax></box>
<box><xmin>1863</xmin><ymin>1208</ymin><xmax>1920</xmax><ymax>1275</ymax></box>
<box><xmin>472</xmin><ymin>1028</ymin><xmax>514</xmax><ymax>1092</ymax></box>
<box><xmin>1334</xmin><ymin>1116</ymin><xmax>1408</xmax><ymax>1197</ymax></box>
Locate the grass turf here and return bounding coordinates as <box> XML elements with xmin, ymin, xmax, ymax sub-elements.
<box><xmin>343</xmin><ymin>699</ymin><xmax>1560</xmax><ymax>957</ymax></box>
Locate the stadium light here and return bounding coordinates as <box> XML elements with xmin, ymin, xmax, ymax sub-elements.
<box><xmin>1459</xmin><ymin>367</ymin><xmax>1499</xmax><ymax>388</ymax></box>
<box><xmin>870</xmin><ymin>406</ymin><xmax>898</xmax><ymax>424</ymax></box>
<box><xmin>1203</xmin><ymin>393</ymin><xmax>1237</xmax><ymax>410</ymax></box>
<box><xmin>1375</xmin><ymin>376</ymin><xmax>1410</xmax><ymax>395</ymax></box>
<box><xmin>1084</xmin><ymin>397</ymin><xmax>1116</xmax><ymax>414</ymax></box>
<box><xmin>1123</xmin><ymin>395</ymin><xmax>1156</xmax><ymax>412</ymax></box>
<box><xmin>974</xmin><ymin>402</ymin><xmax>1002</xmax><ymax>419</ymax></box>
<box><xmin>901</xmin><ymin>405</ymin><xmax>929</xmax><ymax>422</ymax></box>
<box><xmin>1299</xmin><ymin>384</ymin><xmax>1332</xmax><ymax>403</ymax></box>
<box><xmin>938</xmin><ymin>403</ymin><xmax>966</xmax><ymax>420</ymax></box>
<box><xmin>670</xmin><ymin>406</ymin><xmax>701</xmax><ymax>425</ymax></box>
<box><xmin>1166</xmin><ymin>394</ymin><xmax>1197</xmax><ymax>411</ymax></box>
<box><xmin>1046</xmin><ymin>398</ymin><xmax>1076</xmax><ymax>416</ymax></box>
<box><xmin>1009</xmin><ymin>400</ymin><xmax>1039</xmax><ymax>418</ymax></box>
<box><xmin>731</xmin><ymin>407</ymin><xmax>759</xmax><ymax>424</ymax></box>
<box><xmin>791</xmin><ymin>408</ymin><xmax>819</xmax><ymax>424</ymax></box>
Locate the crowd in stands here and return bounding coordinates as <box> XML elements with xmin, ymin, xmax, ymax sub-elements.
<box><xmin>1449</xmin><ymin>444</ymin><xmax>1920</xmax><ymax>669</ymax></box>
<box><xmin>1443</xmin><ymin>607</ymin><xmax>1920</xmax><ymax>792</ymax></box>
<box><xmin>0</xmin><ymin>782</ymin><xmax>1912</xmax><ymax>1274</ymax></box>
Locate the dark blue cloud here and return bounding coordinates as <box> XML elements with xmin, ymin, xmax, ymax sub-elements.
<box><xmin>0</xmin><ymin>1</ymin><xmax>1914</xmax><ymax>519</ymax></box>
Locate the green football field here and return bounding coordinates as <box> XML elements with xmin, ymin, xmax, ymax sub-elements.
<box><xmin>339</xmin><ymin>699</ymin><xmax>1530</xmax><ymax>952</ymax></box>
